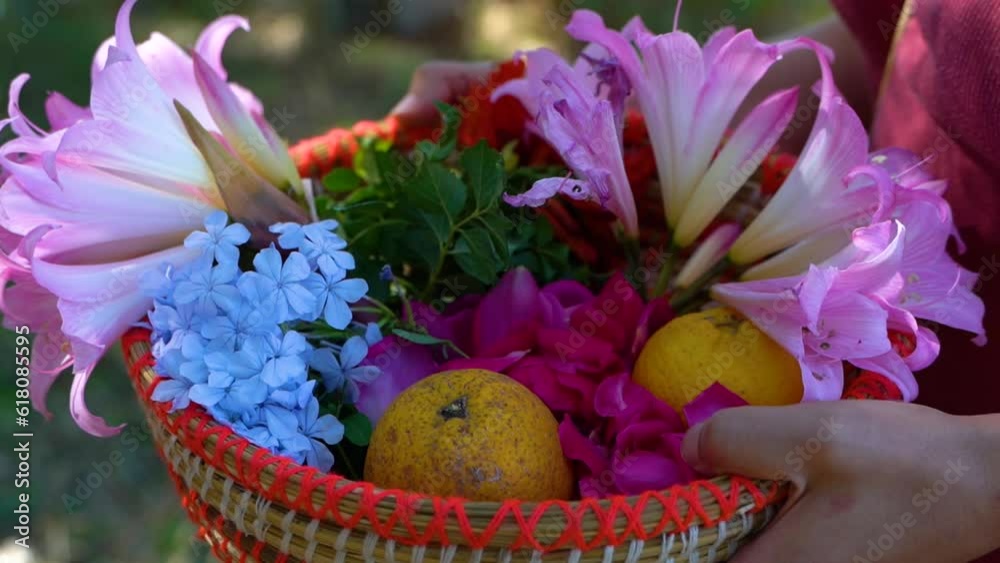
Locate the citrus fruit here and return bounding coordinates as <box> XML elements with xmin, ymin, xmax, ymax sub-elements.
<box><xmin>364</xmin><ymin>369</ymin><xmax>574</xmax><ymax>501</ymax></box>
<box><xmin>633</xmin><ymin>307</ymin><xmax>802</xmax><ymax>413</ymax></box>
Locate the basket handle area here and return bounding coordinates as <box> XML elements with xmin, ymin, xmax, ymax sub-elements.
<box><xmin>286</xmin><ymin>118</ymin><xmax>905</xmax><ymax>403</ymax></box>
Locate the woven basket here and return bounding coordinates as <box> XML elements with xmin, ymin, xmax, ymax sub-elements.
<box><xmin>123</xmin><ymin>118</ymin><xmax>901</xmax><ymax>563</ymax></box>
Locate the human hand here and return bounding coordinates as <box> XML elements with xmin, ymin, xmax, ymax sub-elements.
<box><xmin>390</xmin><ymin>61</ymin><xmax>494</xmax><ymax>128</ymax></box>
<box><xmin>682</xmin><ymin>401</ymin><xmax>1000</xmax><ymax>563</ymax></box>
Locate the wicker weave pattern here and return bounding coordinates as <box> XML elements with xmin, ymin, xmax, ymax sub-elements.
<box><xmin>124</xmin><ymin>328</ymin><xmax>785</xmax><ymax>562</ymax></box>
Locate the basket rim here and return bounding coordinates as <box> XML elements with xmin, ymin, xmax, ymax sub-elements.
<box><xmin>123</xmin><ymin>327</ymin><xmax>785</xmax><ymax>552</ymax></box>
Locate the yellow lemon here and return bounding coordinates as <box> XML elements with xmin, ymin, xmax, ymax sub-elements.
<box><xmin>364</xmin><ymin>369</ymin><xmax>574</xmax><ymax>501</ymax></box>
<box><xmin>633</xmin><ymin>307</ymin><xmax>802</xmax><ymax>413</ymax></box>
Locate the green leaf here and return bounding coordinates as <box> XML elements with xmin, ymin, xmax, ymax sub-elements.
<box><xmin>476</xmin><ymin>213</ymin><xmax>514</xmax><ymax>263</ymax></box>
<box><xmin>452</xmin><ymin>227</ymin><xmax>501</xmax><ymax>284</ymax></box>
<box><xmin>322</xmin><ymin>168</ymin><xmax>362</xmax><ymax>194</ymax></box>
<box><xmin>414</xmin><ymin>102</ymin><xmax>462</xmax><ymax>161</ymax></box>
<box><xmin>343</xmin><ymin>412</ymin><xmax>373</xmax><ymax>447</ymax></box>
<box><xmin>408</xmin><ymin>162</ymin><xmax>467</xmax><ymax>222</ymax></box>
<box><xmin>392</xmin><ymin>329</ymin><xmax>469</xmax><ymax>358</ymax></box>
<box><xmin>461</xmin><ymin>141</ymin><xmax>506</xmax><ymax>210</ymax></box>
<box><xmin>392</xmin><ymin>328</ymin><xmax>452</xmax><ymax>346</ymax></box>
<box><xmin>403</xmin><ymin>226</ymin><xmax>443</xmax><ymax>270</ymax></box>
<box><xmin>416</xmin><ymin>210</ymin><xmax>450</xmax><ymax>244</ymax></box>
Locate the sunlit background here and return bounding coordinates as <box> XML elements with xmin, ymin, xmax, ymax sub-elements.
<box><xmin>0</xmin><ymin>0</ymin><xmax>827</xmax><ymax>560</ymax></box>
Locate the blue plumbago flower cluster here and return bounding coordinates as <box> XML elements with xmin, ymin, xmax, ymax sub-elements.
<box><xmin>143</xmin><ymin>212</ymin><xmax>376</xmax><ymax>471</ymax></box>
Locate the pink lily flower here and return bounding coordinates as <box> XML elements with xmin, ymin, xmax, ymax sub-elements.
<box><xmin>725</xmin><ymin>38</ymin><xmax>886</xmax><ymax>264</ymax></box>
<box><xmin>495</xmin><ymin>49</ymin><xmax>640</xmax><ymax>238</ymax></box>
<box><xmin>0</xmin><ymin>0</ymin><xmax>304</xmax><ymax>435</ymax></box>
<box><xmin>713</xmin><ymin>202</ymin><xmax>985</xmax><ymax>402</ymax></box>
<box><xmin>565</xmin><ymin>11</ymin><xmax>812</xmax><ymax>243</ymax></box>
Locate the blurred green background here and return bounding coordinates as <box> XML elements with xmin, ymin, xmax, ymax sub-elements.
<box><xmin>0</xmin><ymin>0</ymin><xmax>828</xmax><ymax>561</ymax></box>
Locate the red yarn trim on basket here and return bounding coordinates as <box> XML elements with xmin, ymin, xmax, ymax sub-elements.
<box><xmin>123</xmin><ymin>328</ymin><xmax>788</xmax><ymax>552</ymax></box>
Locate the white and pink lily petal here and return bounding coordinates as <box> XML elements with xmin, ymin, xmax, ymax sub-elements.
<box><xmin>727</xmin><ymin>39</ymin><xmax>875</xmax><ymax>264</ymax></box>
<box><xmin>0</xmin><ymin>0</ymin><xmax>304</xmax><ymax>436</ymax></box>
<box><xmin>674</xmin><ymin>223</ymin><xmax>741</xmax><ymax>289</ymax></box>
<box><xmin>565</xmin><ymin>11</ymin><xmax>815</xmax><ymax>237</ymax></box>
<box><xmin>713</xmin><ymin>221</ymin><xmax>922</xmax><ymax>401</ymax></box>
<box><xmin>501</xmin><ymin>57</ymin><xmax>639</xmax><ymax>237</ymax></box>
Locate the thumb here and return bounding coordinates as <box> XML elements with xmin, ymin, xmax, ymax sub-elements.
<box><xmin>682</xmin><ymin>405</ymin><xmax>832</xmax><ymax>485</ymax></box>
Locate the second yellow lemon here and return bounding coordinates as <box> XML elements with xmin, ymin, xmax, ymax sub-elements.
<box><xmin>633</xmin><ymin>307</ymin><xmax>802</xmax><ymax>413</ymax></box>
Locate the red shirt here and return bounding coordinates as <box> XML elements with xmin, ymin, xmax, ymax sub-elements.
<box><xmin>833</xmin><ymin>0</ymin><xmax>1000</xmax><ymax>417</ymax></box>
<box><xmin>833</xmin><ymin>3</ymin><xmax>1000</xmax><ymax>560</ymax></box>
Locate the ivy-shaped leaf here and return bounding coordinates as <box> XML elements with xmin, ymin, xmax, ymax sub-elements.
<box><xmin>462</xmin><ymin>141</ymin><xmax>506</xmax><ymax>211</ymax></box>
<box><xmin>452</xmin><ymin>227</ymin><xmax>502</xmax><ymax>284</ymax></box>
<box><xmin>408</xmin><ymin>162</ymin><xmax>467</xmax><ymax>223</ymax></box>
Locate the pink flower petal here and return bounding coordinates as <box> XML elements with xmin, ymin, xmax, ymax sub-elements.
<box><xmin>194</xmin><ymin>15</ymin><xmax>250</xmax><ymax>81</ymax></box>
<box><xmin>357</xmin><ymin>335</ymin><xmax>439</xmax><ymax>424</ymax></box>
<box><xmin>193</xmin><ymin>53</ymin><xmax>299</xmax><ymax>192</ymax></box>
<box><xmin>473</xmin><ymin>267</ymin><xmax>542</xmax><ymax>356</ymax></box>
<box><xmin>44</xmin><ymin>92</ymin><xmax>91</xmax><ymax>130</ymax></box>
<box><xmin>440</xmin><ymin>351</ymin><xmax>527</xmax><ymax>374</ymax></box>
<box><xmin>731</xmin><ymin>39</ymin><xmax>872</xmax><ymax>263</ymax></box>
<box><xmin>70</xmin><ymin>361</ymin><xmax>126</xmax><ymax>437</ymax></box>
<box><xmin>682</xmin><ymin>382</ymin><xmax>749</xmax><ymax>427</ymax></box>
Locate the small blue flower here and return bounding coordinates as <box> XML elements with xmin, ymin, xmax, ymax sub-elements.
<box><xmin>378</xmin><ymin>264</ymin><xmax>394</xmax><ymax>282</ymax></box>
<box><xmin>153</xmin><ymin>348</ymin><xmax>185</xmax><ymax>379</ymax></box>
<box><xmin>140</xmin><ymin>263</ymin><xmax>178</xmax><ymax>304</ymax></box>
<box><xmin>184</xmin><ymin>211</ymin><xmax>251</xmax><ymax>264</ymax></box>
<box><xmin>238</xmin><ymin>247</ymin><xmax>316</xmax><ymax>323</ymax></box>
<box><xmin>262</xmin><ymin>404</ymin><xmax>312</xmax><ymax>458</ymax></box>
<box><xmin>174</xmin><ymin>262</ymin><xmax>241</xmax><ymax>312</ymax></box>
<box><xmin>150</xmin><ymin>378</ymin><xmax>195</xmax><ymax>412</ymax></box>
<box><xmin>269</xmin><ymin>222</ymin><xmax>308</xmax><ymax>250</ymax></box>
<box><xmin>363</xmin><ymin>322</ymin><xmax>383</xmax><ymax>346</ymax></box>
<box><xmin>201</xmin><ymin>298</ymin><xmax>280</xmax><ymax>350</ymax></box>
<box><xmin>258</xmin><ymin>331</ymin><xmax>311</xmax><ymax>388</ymax></box>
<box><xmin>149</xmin><ymin>301</ymin><xmax>214</xmax><ymax>345</ymax></box>
<box><xmin>269</xmin><ymin>380</ymin><xmax>317</xmax><ymax>411</ymax></box>
<box><xmin>298</xmin><ymin>396</ymin><xmax>344</xmax><ymax>471</ymax></box>
<box><xmin>311</xmin><ymin>336</ymin><xmax>380</xmax><ymax>400</ymax></box>
<box><xmin>270</xmin><ymin>220</ymin><xmax>339</xmax><ymax>251</ymax></box>
<box><xmin>189</xmin><ymin>368</ymin><xmax>268</xmax><ymax>413</ymax></box>
<box><xmin>303</xmin><ymin>257</ymin><xmax>368</xmax><ymax>329</ymax></box>
<box><xmin>270</xmin><ymin>221</ymin><xmax>354</xmax><ymax>270</ymax></box>
<box><xmin>232</xmin><ymin>421</ymin><xmax>279</xmax><ymax>450</ymax></box>
<box><xmin>177</xmin><ymin>333</ymin><xmax>215</xmax><ymax>384</ymax></box>
<box><xmin>300</xmin><ymin>223</ymin><xmax>355</xmax><ymax>270</ymax></box>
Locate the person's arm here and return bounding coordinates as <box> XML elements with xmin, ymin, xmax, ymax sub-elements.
<box><xmin>682</xmin><ymin>402</ymin><xmax>1000</xmax><ymax>563</ymax></box>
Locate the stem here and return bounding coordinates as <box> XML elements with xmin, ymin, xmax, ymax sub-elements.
<box><xmin>400</xmin><ymin>290</ymin><xmax>415</xmax><ymax>324</ymax></box>
<box><xmin>348</xmin><ymin>218</ymin><xmax>409</xmax><ymax>245</ymax></box>
<box><xmin>363</xmin><ymin>296</ymin><xmax>397</xmax><ymax>320</ymax></box>
<box><xmin>652</xmin><ymin>241</ymin><xmax>679</xmax><ymax>299</ymax></box>
<box><xmin>419</xmin><ymin>208</ymin><xmax>489</xmax><ymax>301</ymax></box>
<box><xmin>669</xmin><ymin>257</ymin><xmax>730</xmax><ymax>311</ymax></box>
<box><xmin>421</xmin><ymin>249</ymin><xmax>448</xmax><ymax>302</ymax></box>
<box><xmin>335</xmin><ymin>443</ymin><xmax>360</xmax><ymax>480</ymax></box>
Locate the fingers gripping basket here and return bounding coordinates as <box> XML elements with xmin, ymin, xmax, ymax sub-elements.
<box><xmin>123</xmin><ymin>117</ymin><xmax>901</xmax><ymax>563</ymax></box>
